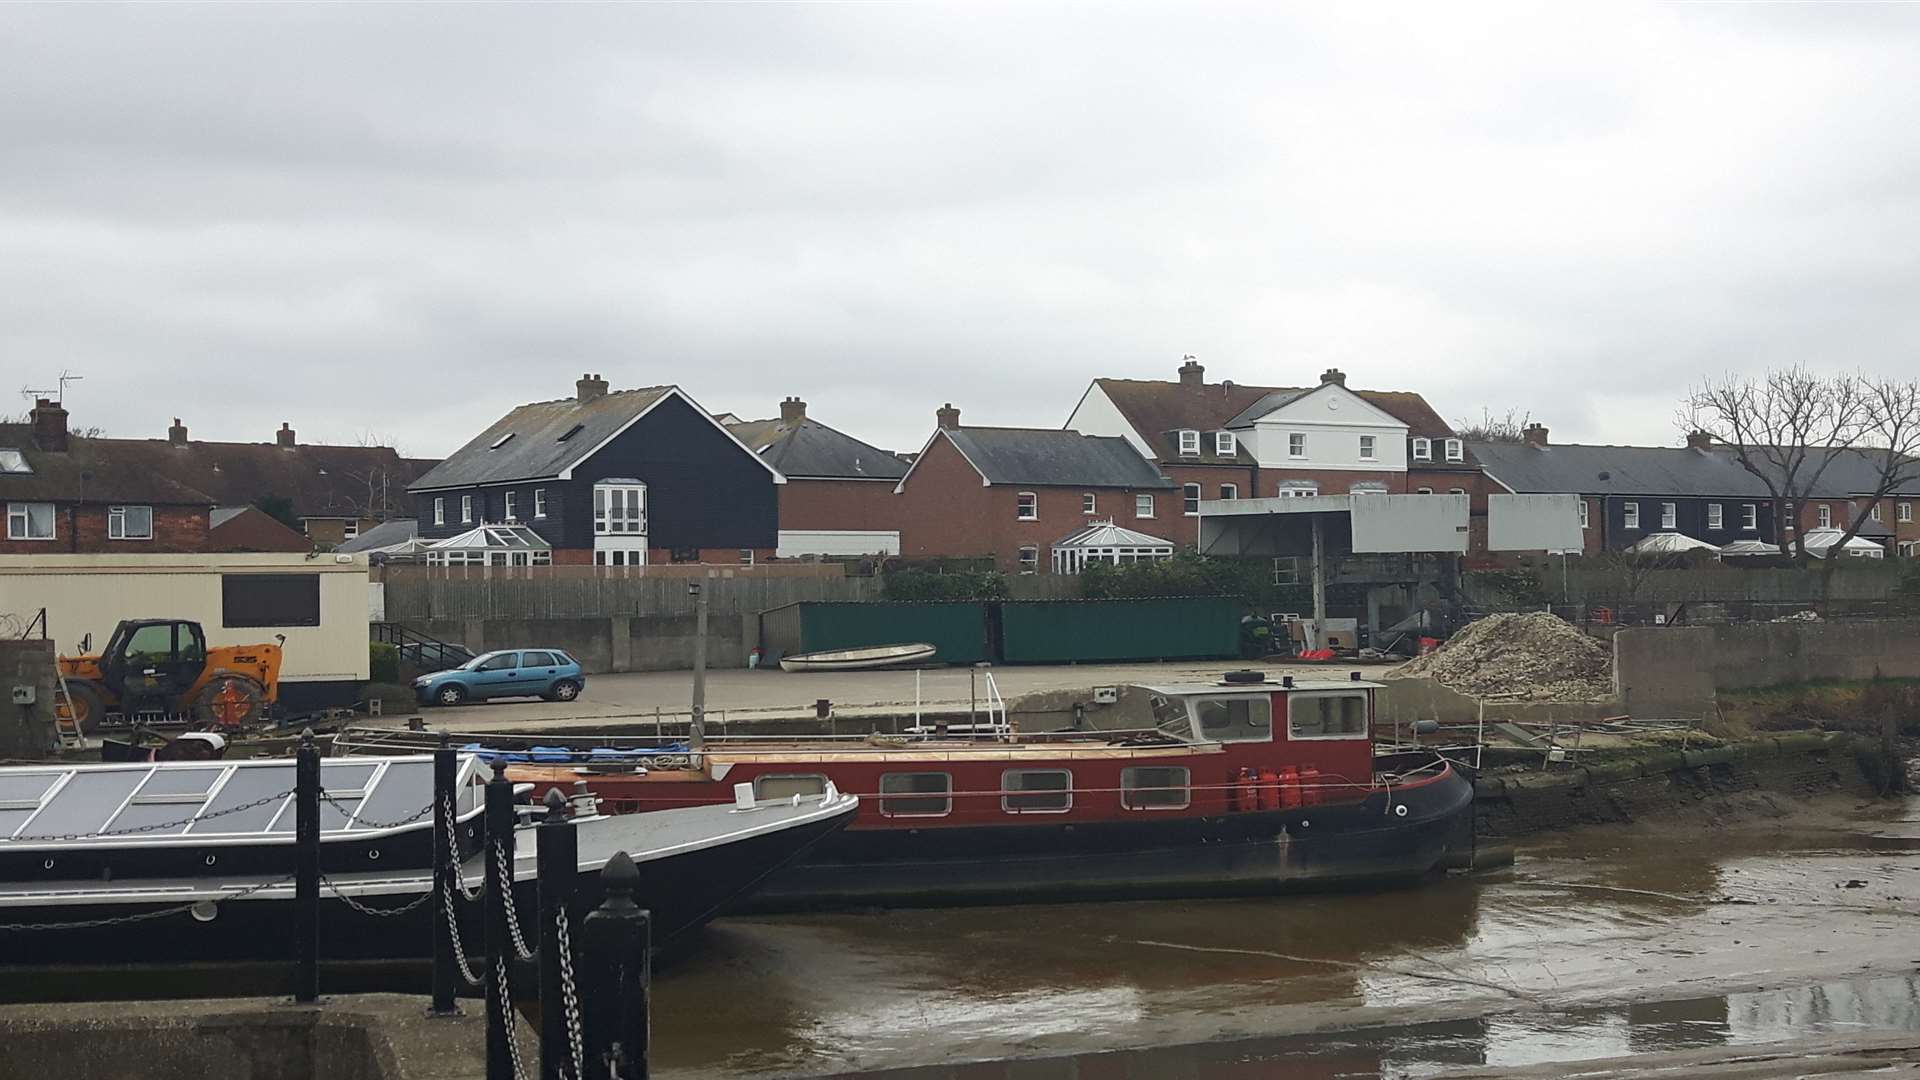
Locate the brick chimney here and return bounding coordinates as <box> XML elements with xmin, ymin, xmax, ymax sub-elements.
<box><xmin>1178</xmin><ymin>356</ymin><xmax>1205</xmax><ymax>387</ymax></box>
<box><xmin>1320</xmin><ymin>367</ymin><xmax>1346</xmax><ymax>387</ymax></box>
<box><xmin>780</xmin><ymin>396</ymin><xmax>807</xmax><ymax>424</ymax></box>
<box><xmin>29</xmin><ymin>398</ymin><xmax>68</xmax><ymax>452</ymax></box>
<box><xmin>1522</xmin><ymin>423</ymin><xmax>1549</xmax><ymax>448</ymax></box>
<box><xmin>936</xmin><ymin>403</ymin><xmax>961</xmax><ymax>431</ymax></box>
<box><xmin>168</xmin><ymin>418</ymin><xmax>189</xmax><ymax>447</ymax></box>
<box><xmin>576</xmin><ymin>373</ymin><xmax>609</xmax><ymax>404</ymax></box>
<box><xmin>1686</xmin><ymin>430</ymin><xmax>1714</xmax><ymax>451</ymax></box>
<box><xmin>276</xmin><ymin>422</ymin><xmax>296</xmax><ymax>448</ymax></box>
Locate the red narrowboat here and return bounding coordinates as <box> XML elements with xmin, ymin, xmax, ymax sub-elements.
<box><xmin>495</xmin><ymin>672</ymin><xmax>1475</xmax><ymax>911</ymax></box>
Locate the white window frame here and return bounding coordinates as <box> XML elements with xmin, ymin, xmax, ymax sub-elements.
<box><xmin>739</xmin><ymin>548</ymin><xmax>755</xmax><ymax>566</ymax></box>
<box><xmin>1219</xmin><ymin>483</ymin><xmax>1238</xmax><ymax>500</ymax></box>
<box><xmin>1707</xmin><ymin>503</ymin><xmax>1722</xmax><ymax>530</ymax></box>
<box><xmin>1017</xmin><ymin>545</ymin><xmax>1039</xmax><ymax>574</ymax></box>
<box><xmin>6</xmin><ymin>502</ymin><xmax>55</xmax><ymax>541</ymax></box>
<box><xmin>1818</xmin><ymin>503</ymin><xmax>1832</xmax><ymax>529</ymax></box>
<box><xmin>1870</xmin><ymin>503</ymin><xmax>1882</xmax><ymax>522</ymax></box>
<box><xmin>1082</xmin><ymin>493</ymin><xmax>1096</xmax><ymax>514</ymax></box>
<box><xmin>1287</xmin><ymin>432</ymin><xmax>1307</xmax><ymax>459</ymax></box>
<box><xmin>1624</xmin><ymin>502</ymin><xmax>1641</xmax><ymax>529</ymax></box>
<box><xmin>534</xmin><ymin>488</ymin><xmax>547</xmax><ymax>519</ymax></box>
<box><xmin>433</xmin><ymin>497</ymin><xmax>445</xmax><ymax>527</ymax></box>
<box><xmin>1016</xmin><ymin>491</ymin><xmax>1038</xmax><ymax>520</ymax></box>
<box><xmin>1119</xmin><ymin>766</ymin><xmax>1191</xmax><ymax>811</ymax></box>
<box><xmin>460</xmin><ymin>494</ymin><xmax>473</xmax><ymax>524</ymax></box>
<box><xmin>1411</xmin><ymin>437</ymin><xmax>1432</xmax><ymax>461</ymax></box>
<box><xmin>1287</xmin><ymin>690</ymin><xmax>1372</xmax><ymax>741</ymax></box>
<box><xmin>1444</xmin><ymin>438</ymin><xmax>1464</xmax><ymax>462</ymax></box>
<box><xmin>1001</xmin><ymin>769</ymin><xmax>1073</xmax><ymax>815</ymax></box>
<box><xmin>342</xmin><ymin>519</ymin><xmax>359</xmax><ymax>540</ymax></box>
<box><xmin>1214</xmin><ymin>432</ymin><xmax>1236</xmax><ymax>456</ymax></box>
<box><xmin>1415</xmin><ymin>487</ymin><xmax>1433</xmax><ymax>496</ymax></box>
<box><xmin>1661</xmin><ymin>502</ymin><xmax>1677</xmax><ymax>529</ymax></box>
<box><xmin>1359</xmin><ymin>435</ymin><xmax>1376</xmax><ymax>461</ymax></box>
<box><xmin>1742</xmin><ymin>503</ymin><xmax>1757</xmax><ymax>531</ymax></box>
<box><xmin>1784</xmin><ymin>502</ymin><xmax>1796</xmax><ymax>531</ymax></box>
<box><xmin>1135</xmin><ymin>493</ymin><xmax>1155</xmax><ymax>518</ymax></box>
<box><xmin>1899</xmin><ymin>501</ymin><xmax>1913</xmax><ymax>523</ymax></box>
<box><xmin>878</xmin><ymin>772</ymin><xmax>953</xmax><ymax>818</ymax></box>
<box><xmin>1279</xmin><ymin>481</ymin><xmax>1320</xmax><ymax>498</ymax></box>
<box><xmin>503</xmin><ymin>491</ymin><xmax>518</xmax><ymax>522</ymax></box>
<box><xmin>594</xmin><ymin>482</ymin><xmax>648</xmax><ymax>535</ymax></box>
<box><xmin>1178</xmin><ymin>430</ymin><xmax>1200</xmax><ymax>456</ymax></box>
<box><xmin>107</xmin><ymin>504</ymin><xmax>154</xmax><ymax>541</ymax></box>
<box><xmin>1183</xmin><ymin>483</ymin><xmax>1201</xmax><ymax>516</ymax></box>
<box><xmin>1578</xmin><ymin>500</ymin><xmax>1590</xmax><ymax>529</ymax></box>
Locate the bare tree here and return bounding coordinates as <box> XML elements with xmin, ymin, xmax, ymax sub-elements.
<box><xmin>1817</xmin><ymin>375</ymin><xmax>1920</xmax><ymax>586</ymax></box>
<box><xmin>1679</xmin><ymin>367</ymin><xmax>1869</xmax><ymax>559</ymax></box>
<box><xmin>1454</xmin><ymin>407</ymin><xmax>1533</xmax><ymax>444</ymax></box>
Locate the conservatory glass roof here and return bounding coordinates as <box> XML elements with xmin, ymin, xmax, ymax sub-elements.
<box><xmin>429</xmin><ymin>524</ymin><xmax>553</xmax><ymax>551</ymax></box>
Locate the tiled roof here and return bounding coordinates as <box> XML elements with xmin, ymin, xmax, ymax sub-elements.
<box><xmin>409</xmin><ymin>387</ymin><xmax>673</xmax><ymax>491</ymax></box>
<box><xmin>1091</xmin><ymin>378</ymin><xmax>1469</xmax><ymax>466</ymax></box>
<box><xmin>0</xmin><ymin>424</ymin><xmax>216</xmax><ymax>505</ymax></box>
<box><xmin>139</xmin><ymin>439</ymin><xmax>431</xmax><ymax>519</ymax></box>
<box><xmin>727</xmin><ymin>417</ymin><xmax>908</xmax><ymax>480</ymax></box>
<box><xmin>938</xmin><ymin>428</ymin><xmax>1175</xmax><ymax>488</ymax></box>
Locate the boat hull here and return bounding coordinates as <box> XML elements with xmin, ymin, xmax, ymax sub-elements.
<box><xmin>779</xmin><ymin>643</ymin><xmax>937</xmax><ymax>672</ymax></box>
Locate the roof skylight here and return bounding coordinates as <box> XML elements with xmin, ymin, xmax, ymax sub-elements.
<box><xmin>0</xmin><ymin>449</ymin><xmax>29</xmax><ymax>474</ymax></box>
<box><xmin>556</xmin><ymin>424</ymin><xmax>584</xmax><ymax>443</ymax></box>
<box><xmin>488</xmin><ymin>432</ymin><xmax>516</xmax><ymax>450</ymax></box>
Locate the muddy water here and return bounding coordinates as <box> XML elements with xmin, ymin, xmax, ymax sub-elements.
<box><xmin>653</xmin><ymin>797</ymin><xmax>1920</xmax><ymax>1078</ymax></box>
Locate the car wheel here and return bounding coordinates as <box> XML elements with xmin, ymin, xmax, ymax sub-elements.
<box><xmin>435</xmin><ymin>684</ymin><xmax>468</xmax><ymax>707</ymax></box>
<box><xmin>546</xmin><ymin>679</ymin><xmax>581</xmax><ymax>703</ymax></box>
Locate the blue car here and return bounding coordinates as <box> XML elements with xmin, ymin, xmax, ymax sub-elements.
<box><xmin>414</xmin><ymin>649</ymin><xmax>586</xmax><ymax>707</ymax></box>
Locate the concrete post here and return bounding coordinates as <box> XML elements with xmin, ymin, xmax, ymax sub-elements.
<box><xmin>609</xmin><ymin>617</ymin><xmax>632</xmax><ymax>674</ymax></box>
<box><xmin>689</xmin><ymin>579</ymin><xmax>707</xmax><ymax>757</ymax></box>
<box><xmin>1310</xmin><ymin>515</ymin><xmax>1327</xmax><ymax>650</ymax></box>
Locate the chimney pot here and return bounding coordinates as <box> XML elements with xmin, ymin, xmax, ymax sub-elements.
<box><xmin>576</xmin><ymin>373</ymin><xmax>609</xmax><ymax>404</ymax></box>
<box><xmin>1320</xmin><ymin>367</ymin><xmax>1346</xmax><ymax>387</ymax></box>
<box><xmin>780</xmin><ymin>396</ymin><xmax>807</xmax><ymax>424</ymax></box>
<box><xmin>30</xmin><ymin>398</ymin><xmax>69</xmax><ymax>453</ymax></box>
<box><xmin>936</xmin><ymin>403</ymin><xmax>961</xmax><ymax>431</ymax></box>
<box><xmin>1178</xmin><ymin>356</ymin><xmax>1205</xmax><ymax>387</ymax></box>
<box><xmin>1686</xmin><ymin>430</ymin><xmax>1714</xmax><ymax>451</ymax></box>
<box><xmin>168</xmin><ymin>417</ymin><xmax>189</xmax><ymax>447</ymax></box>
<box><xmin>276</xmin><ymin>422</ymin><xmax>296</xmax><ymax>448</ymax></box>
<box><xmin>1522</xmin><ymin>423</ymin><xmax>1549</xmax><ymax>448</ymax></box>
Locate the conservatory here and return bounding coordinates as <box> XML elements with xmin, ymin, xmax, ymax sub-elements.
<box><xmin>1051</xmin><ymin>522</ymin><xmax>1176</xmax><ymax>575</ymax></box>
<box><xmin>423</xmin><ymin>523</ymin><xmax>554</xmax><ymax>567</ymax></box>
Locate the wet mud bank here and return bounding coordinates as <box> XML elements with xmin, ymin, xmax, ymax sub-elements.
<box><xmin>1474</xmin><ymin>732</ymin><xmax>1874</xmax><ymax>838</ymax></box>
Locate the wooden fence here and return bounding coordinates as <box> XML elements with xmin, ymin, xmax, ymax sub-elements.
<box><xmin>379</xmin><ymin>565</ymin><xmax>883</xmax><ymax>620</ymax></box>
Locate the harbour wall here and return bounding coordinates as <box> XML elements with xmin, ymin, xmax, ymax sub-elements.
<box><xmin>1615</xmin><ymin>619</ymin><xmax>1920</xmax><ymax>719</ymax></box>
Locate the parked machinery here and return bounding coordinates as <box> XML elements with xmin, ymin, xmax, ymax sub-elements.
<box><xmin>57</xmin><ymin>619</ymin><xmax>283</xmax><ymax>731</ymax></box>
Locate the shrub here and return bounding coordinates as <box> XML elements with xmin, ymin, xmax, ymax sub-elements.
<box><xmin>882</xmin><ymin>568</ymin><xmax>1010</xmax><ymax>601</ymax></box>
<box><xmin>369</xmin><ymin>641</ymin><xmax>401</xmax><ymax>685</ymax></box>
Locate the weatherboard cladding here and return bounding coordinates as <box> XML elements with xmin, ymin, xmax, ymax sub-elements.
<box><xmin>408</xmin><ymin>387</ymin><xmax>673</xmax><ymax>491</ymax></box>
<box><xmin>943</xmin><ymin>428</ymin><xmax>1175</xmax><ymax>488</ymax></box>
<box><xmin>730</xmin><ymin>417</ymin><xmax>908</xmax><ymax>480</ymax></box>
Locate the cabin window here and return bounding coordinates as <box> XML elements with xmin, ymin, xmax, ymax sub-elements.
<box><xmin>754</xmin><ymin>774</ymin><xmax>828</xmax><ymax>800</ymax></box>
<box><xmin>1288</xmin><ymin>692</ymin><xmax>1370</xmax><ymax>740</ymax></box>
<box><xmin>1001</xmin><ymin>769</ymin><xmax>1072</xmax><ymax>813</ymax></box>
<box><xmin>1120</xmin><ymin>766</ymin><xmax>1191</xmax><ymax>810</ymax></box>
<box><xmin>879</xmin><ymin>772</ymin><xmax>951</xmax><ymax>817</ymax></box>
<box><xmin>1194</xmin><ymin>696</ymin><xmax>1273</xmax><ymax>743</ymax></box>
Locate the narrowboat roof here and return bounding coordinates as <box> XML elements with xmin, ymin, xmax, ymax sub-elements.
<box><xmin>1138</xmin><ymin>679</ymin><xmax>1386</xmax><ymax>695</ymax></box>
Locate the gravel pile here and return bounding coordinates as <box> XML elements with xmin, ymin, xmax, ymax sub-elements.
<box><xmin>1393</xmin><ymin>612</ymin><xmax>1614</xmax><ymax>701</ymax></box>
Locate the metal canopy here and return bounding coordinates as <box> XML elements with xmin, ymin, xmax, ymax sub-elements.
<box><xmin>1196</xmin><ymin>494</ymin><xmax>1470</xmax><ymax>556</ymax></box>
<box><xmin>0</xmin><ymin>755</ymin><xmax>482</xmax><ymax>844</ymax></box>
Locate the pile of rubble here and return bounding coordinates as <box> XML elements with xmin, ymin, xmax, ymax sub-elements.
<box><xmin>1393</xmin><ymin>612</ymin><xmax>1614</xmax><ymax>701</ymax></box>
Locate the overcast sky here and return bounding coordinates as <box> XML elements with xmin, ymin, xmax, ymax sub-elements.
<box><xmin>5</xmin><ymin>4</ymin><xmax>1919</xmax><ymax>459</ymax></box>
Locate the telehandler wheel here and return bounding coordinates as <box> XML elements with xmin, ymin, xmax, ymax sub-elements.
<box><xmin>62</xmin><ymin>681</ymin><xmax>107</xmax><ymax>734</ymax></box>
<box><xmin>192</xmin><ymin>675</ymin><xmax>268</xmax><ymax>729</ymax></box>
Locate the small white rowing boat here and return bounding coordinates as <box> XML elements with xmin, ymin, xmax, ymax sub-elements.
<box><xmin>779</xmin><ymin>642</ymin><xmax>938</xmax><ymax>672</ymax></box>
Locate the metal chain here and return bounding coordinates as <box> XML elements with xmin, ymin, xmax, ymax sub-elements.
<box><xmin>12</xmin><ymin>788</ymin><xmax>294</xmax><ymax>843</ymax></box>
<box><xmin>319</xmin><ymin>790</ymin><xmax>433</xmax><ymax>831</ymax></box>
<box><xmin>496</xmin><ymin>953</ymin><xmax>530</xmax><ymax>1080</ymax></box>
<box><xmin>556</xmin><ymin>905</ymin><xmax>585</xmax><ymax>1080</ymax></box>
<box><xmin>446</xmin><ymin>795</ymin><xmax>483</xmax><ymax>902</ymax></box>
<box><xmin>496</xmin><ymin>837</ymin><xmax>536</xmax><ymax>962</ymax></box>
<box><xmin>320</xmin><ymin>874</ymin><xmax>434</xmax><ymax>918</ymax></box>
<box><xmin>441</xmin><ymin>873</ymin><xmax>484</xmax><ymax>987</ymax></box>
<box><xmin>0</xmin><ymin>873</ymin><xmax>295</xmax><ymax>932</ymax></box>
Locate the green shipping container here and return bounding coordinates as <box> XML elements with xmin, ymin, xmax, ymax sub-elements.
<box><xmin>999</xmin><ymin>597</ymin><xmax>1240</xmax><ymax>664</ymax></box>
<box><xmin>761</xmin><ymin>601</ymin><xmax>990</xmax><ymax>665</ymax></box>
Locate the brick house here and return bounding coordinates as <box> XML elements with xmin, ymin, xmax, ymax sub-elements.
<box><xmin>1064</xmin><ymin>361</ymin><xmax>1490</xmax><ymax>547</ymax></box>
<box><xmin>727</xmin><ymin>396</ymin><xmax>908</xmax><ymax>557</ymax></box>
<box><xmin>893</xmin><ymin>405</ymin><xmax>1177</xmax><ymax>573</ymax></box>
<box><xmin>408</xmin><ymin>375</ymin><xmax>783</xmax><ymax>566</ymax></box>
<box><xmin>2</xmin><ymin>400</ymin><xmax>217</xmax><ymax>554</ymax></box>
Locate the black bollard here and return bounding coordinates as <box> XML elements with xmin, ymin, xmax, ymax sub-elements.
<box><xmin>483</xmin><ymin>759</ymin><xmax>517</xmax><ymax>1080</ymax></box>
<box><xmin>537</xmin><ymin>789</ymin><xmax>580</xmax><ymax>1080</ymax></box>
<box><xmin>583</xmin><ymin>851</ymin><xmax>650</xmax><ymax>1080</ymax></box>
<box><xmin>293</xmin><ymin>728</ymin><xmax>320</xmax><ymax>1005</ymax></box>
<box><xmin>429</xmin><ymin>738</ymin><xmax>460</xmax><ymax>1016</ymax></box>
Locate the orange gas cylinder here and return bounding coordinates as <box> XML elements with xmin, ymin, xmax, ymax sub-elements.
<box><xmin>1277</xmin><ymin>765</ymin><xmax>1302</xmax><ymax>809</ymax></box>
<box><xmin>1233</xmin><ymin>767</ymin><xmax>1258</xmax><ymax>811</ymax></box>
<box><xmin>1255</xmin><ymin>768</ymin><xmax>1281</xmax><ymax>811</ymax></box>
<box><xmin>1298</xmin><ymin>766</ymin><xmax>1324</xmax><ymax>806</ymax></box>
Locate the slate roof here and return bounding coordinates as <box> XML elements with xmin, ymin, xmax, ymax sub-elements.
<box><xmin>0</xmin><ymin>424</ymin><xmax>216</xmax><ymax>505</ymax></box>
<box><xmin>138</xmin><ymin>439</ymin><xmax>431</xmax><ymax>519</ymax></box>
<box><xmin>726</xmin><ymin>417</ymin><xmax>908</xmax><ymax>480</ymax></box>
<box><xmin>1090</xmin><ymin>378</ymin><xmax>1473</xmax><ymax>467</ymax></box>
<box><xmin>1720</xmin><ymin>446</ymin><xmax>1920</xmax><ymax>498</ymax></box>
<box><xmin>937</xmin><ymin>428</ymin><xmax>1175</xmax><ymax>488</ymax></box>
<box><xmin>1471</xmin><ymin>442</ymin><xmax>1775</xmax><ymax>497</ymax></box>
<box><xmin>336</xmin><ymin>518</ymin><xmax>419</xmax><ymax>554</ymax></box>
<box><xmin>409</xmin><ymin>387</ymin><xmax>673</xmax><ymax>491</ymax></box>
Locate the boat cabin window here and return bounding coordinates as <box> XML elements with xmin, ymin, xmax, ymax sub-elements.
<box><xmin>1194</xmin><ymin>696</ymin><xmax>1272</xmax><ymax>743</ymax></box>
<box><xmin>1002</xmin><ymin>769</ymin><xmax>1072</xmax><ymax>813</ymax></box>
<box><xmin>1288</xmin><ymin>692</ymin><xmax>1370</xmax><ymax>740</ymax></box>
<box><xmin>1120</xmin><ymin>766</ymin><xmax>1190</xmax><ymax>810</ymax></box>
<box><xmin>879</xmin><ymin>772</ymin><xmax>952</xmax><ymax>817</ymax></box>
<box><xmin>754</xmin><ymin>774</ymin><xmax>828</xmax><ymax>801</ymax></box>
<box><xmin>1151</xmin><ymin>694</ymin><xmax>1196</xmax><ymax>740</ymax></box>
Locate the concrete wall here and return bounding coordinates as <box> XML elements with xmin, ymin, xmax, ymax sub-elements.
<box><xmin>1615</xmin><ymin>619</ymin><xmax>1920</xmax><ymax>719</ymax></box>
<box><xmin>0</xmin><ymin>640</ymin><xmax>56</xmax><ymax>759</ymax></box>
<box><xmin>1377</xmin><ymin>675</ymin><xmax>1620</xmax><ymax>729</ymax></box>
<box><xmin>413</xmin><ymin>614</ymin><xmax>756</xmax><ymax>674</ymax></box>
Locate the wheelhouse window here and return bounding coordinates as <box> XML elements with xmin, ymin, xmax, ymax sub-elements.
<box><xmin>1288</xmin><ymin>692</ymin><xmax>1369</xmax><ymax>740</ymax></box>
<box><xmin>879</xmin><ymin>772</ymin><xmax>951</xmax><ymax>817</ymax></box>
<box><xmin>1001</xmin><ymin>769</ymin><xmax>1072</xmax><ymax>813</ymax></box>
<box><xmin>595</xmin><ymin>481</ymin><xmax>646</xmax><ymax>535</ymax></box>
<box><xmin>6</xmin><ymin>502</ymin><xmax>54</xmax><ymax>540</ymax></box>
<box><xmin>753</xmin><ymin>774</ymin><xmax>827</xmax><ymax>800</ymax></box>
<box><xmin>1411</xmin><ymin>437</ymin><xmax>1432</xmax><ymax>461</ymax></box>
<box><xmin>1016</xmin><ymin>492</ymin><xmax>1038</xmax><ymax>520</ymax></box>
<box><xmin>1742</xmin><ymin>503</ymin><xmax>1758</xmax><ymax>530</ymax></box>
<box><xmin>1135</xmin><ymin>493</ymin><xmax>1155</xmax><ymax>518</ymax></box>
<box><xmin>1183</xmin><ymin>483</ymin><xmax>1201</xmax><ymax>516</ymax></box>
<box><xmin>1120</xmin><ymin>766</ymin><xmax>1190</xmax><ymax>810</ymax></box>
<box><xmin>1178</xmin><ymin>429</ymin><xmax>1200</xmax><ymax>455</ymax></box>
<box><xmin>1194</xmin><ymin>696</ymin><xmax>1273</xmax><ymax>743</ymax></box>
<box><xmin>1215</xmin><ymin>432</ymin><xmax>1236</xmax><ymax>456</ymax></box>
<box><xmin>108</xmin><ymin>505</ymin><xmax>153</xmax><ymax>540</ymax></box>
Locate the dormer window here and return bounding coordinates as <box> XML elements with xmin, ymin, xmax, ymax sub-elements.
<box><xmin>1214</xmin><ymin>432</ymin><xmax>1236</xmax><ymax>456</ymax></box>
<box><xmin>0</xmin><ymin>449</ymin><xmax>29</xmax><ymax>474</ymax></box>
<box><xmin>557</xmin><ymin>424</ymin><xmax>584</xmax><ymax>443</ymax></box>
<box><xmin>1178</xmin><ymin>430</ymin><xmax>1200</xmax><ymax>456</ymax></box>
<box><xmin>489</xmin><ymin>432</ymin><xmax>516</xmax><ymax>451</ymax></box>
<box><xmin>1444</xmin><ymin>438</ymin><xmax>1464</xmax><ymax>462</ymax></box>
<box><xmin>1411</xmin><ymin>437</ymin><xmax>1432</xmax><ymax>461</ymax></box>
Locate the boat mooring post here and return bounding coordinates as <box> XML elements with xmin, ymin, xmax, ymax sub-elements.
<box><xmin>583</xmin><ymin>851</ymin><xmax>650</xmax><ymax>1080</ymax></box>
<box><xmin>537</xmin><ymin>789</ymin><xmax>579</xmax><ymax>1080</ymax></box>
<box><xmin>293</xmin><ymin>727</ymin><xmax>321</xmax><ymax>1005</ymax></box>
<box><xmin>429</xmin><ymin>737</ymin><xmax>459</xmax><ymax>1017</ymax></box>
<box><xmin>483</xmin><ymin>759</ymin><xmax>516</xmax><ymax>1080</ymax></box>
